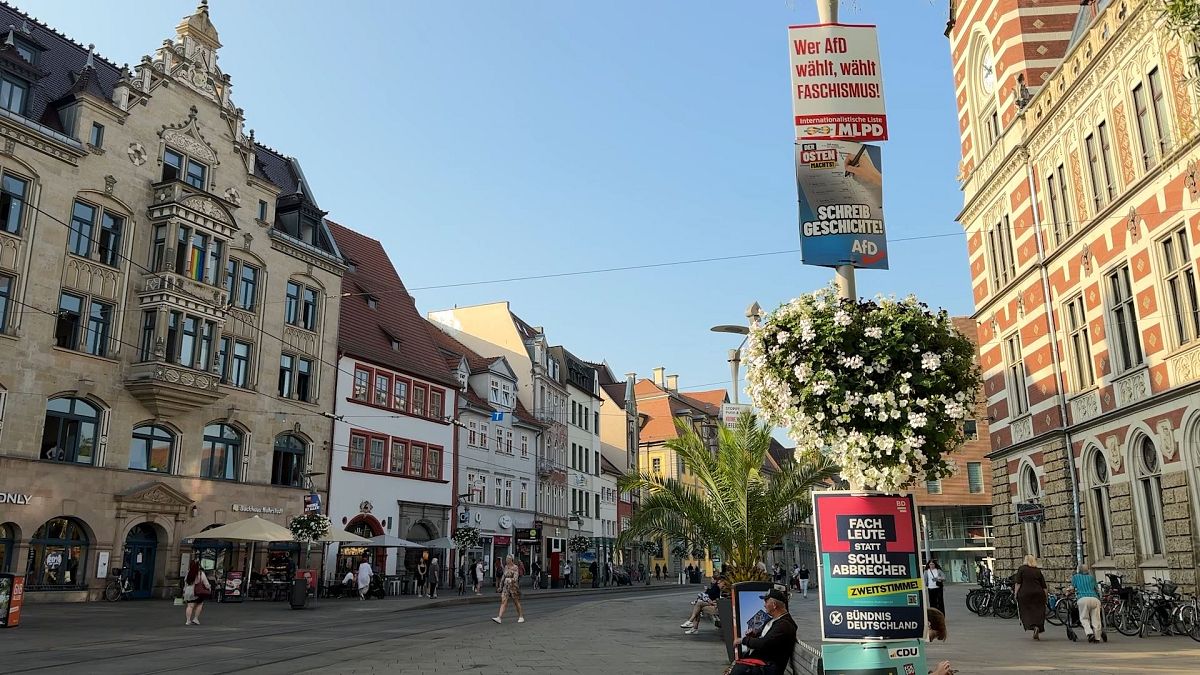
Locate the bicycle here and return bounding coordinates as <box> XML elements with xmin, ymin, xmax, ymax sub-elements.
<box><xmin>103</xmin><ymin>567</ymin><xmax>134</xmax><ymax>602</ymax></box>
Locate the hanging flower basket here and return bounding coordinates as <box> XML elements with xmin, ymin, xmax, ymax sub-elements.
<box><xmin>568</xmin><ymin>535</ymin><xmax>592</xmax><ymax>553</ymax></box>
<box><xmin>289</xmin><ymin>513</ymin><xmax>332</xmax><ymax>543</ymax></box>
<box><xmin>746</xmin><ymin>286</ymin><xmax>981</xmax><ymax>493</ymax></box>
<box><xmin>640</xmin><ymin>540</ymin><xmax>662</xmax><ymax>557</ymax></box>
<box><xmin>453</xmin><ymin>527</ymin><xmax>481</xmax><ymax>550</ymax></box>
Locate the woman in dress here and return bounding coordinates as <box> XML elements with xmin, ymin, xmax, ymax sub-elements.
<box><xmin>1014</xmin><ymin>554</ymin><xmax>1048</xmax><ymax>640</ymax></box>
<box><xmin>492</xmin><ymin>554</ymin><xmax>525</xmax><ymax>624</ymax></box>
<box><xmin>416</xmin><ymin>557</ymin><xmax>428</xmax><ymax>598</ymax></box>
<box><xmin>183</xmin><ymin>560</ymin><xmax>211</xmax><ymax>625</ymax></box>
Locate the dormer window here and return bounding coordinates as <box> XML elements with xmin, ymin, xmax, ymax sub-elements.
<box><xmin>0</xmin><ymin>74</ymin><xmax>27</xmax><ymax>115</ymax></box>
<box><xmin>13</xmin><ymin>43</ymin><xmax>33</xmax><ymax>64</ymax></box>
<box><xmin>366</xmin><ymin>296</ymin><xmax>378</xmax><ymax>310</ymax></box>
<box><xmin>162</xmin><ymin>147</ymin><xmax>208</xmax><ymax>190</ymax></box>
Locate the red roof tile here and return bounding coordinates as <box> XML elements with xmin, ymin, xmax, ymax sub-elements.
<box><xmin>328</xmin><ymin>222</ymin><xmax>459</xmax><ymax>388</ymax></box>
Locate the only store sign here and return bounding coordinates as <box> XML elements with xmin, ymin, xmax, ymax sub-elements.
<box><xmin>813</xmin><ymin>492</ymin><xmax>925</xmax><ymax>641</ymax></box>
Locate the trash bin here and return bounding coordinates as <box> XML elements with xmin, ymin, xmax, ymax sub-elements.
<box><xmin>289</xmin><ymin>578</ymin><xmax>308</xmax><ymax>609</ymax></box>
<box><xmin>0</xmin><ymin>574</ymin><xmax>24</xmax><ymax>627</ymax></box>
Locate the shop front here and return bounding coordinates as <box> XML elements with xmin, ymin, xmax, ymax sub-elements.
<box><xmin>0</xmin><ymin>457</ymin><xmax>321</xmax><ymax>603</ymax></box>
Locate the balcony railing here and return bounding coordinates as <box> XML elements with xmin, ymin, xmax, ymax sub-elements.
<box><xmin>124</xmin><ymin>360</ymin><xmax>225</xmax><ymax>416</ymax></box>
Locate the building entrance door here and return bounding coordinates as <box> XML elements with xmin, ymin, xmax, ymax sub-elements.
<box><xmin>123</xmin><ymin>524</ymin><xmax>158</xmax><ymax>599</ymax></box>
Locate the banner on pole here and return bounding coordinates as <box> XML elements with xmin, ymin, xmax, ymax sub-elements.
<box><xmin>813</xmin><ymin>492</ymin><xmax>925</xmax><ymax>642</ymax></box>
<box><xmin>788</xmin><ymin>23</ymin><xmax>887</xmax><ymax>142</ymax></box>
<box><xmin>796</xmin><ymin>141</ymin><xmax>887</xmax><ymax>270</ymax></box>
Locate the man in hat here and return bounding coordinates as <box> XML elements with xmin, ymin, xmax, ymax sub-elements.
<box><xmin>732</xmin><ymin>588</ymin><xmax>797</xmax><ymax>675</ymax></box>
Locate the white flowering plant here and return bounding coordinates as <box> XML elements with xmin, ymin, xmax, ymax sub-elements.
<box><xmin>746</xmin><ymin>286</ymin><xmax>981</xmax><ymax>492</ymax></box>
<box><xmin>289</xmin><ymin>513</ymin><xmax>332</xmax><ymax>543</ymax></box>
<box><xmin>568</xmin><ymin>535</ymin><xmax>592</xmax><ymax>553</ymax></box>
<box><xmin>453</xmin><ymin>526</ymin><xmax>481</xmax><ymax>550</ymax></box>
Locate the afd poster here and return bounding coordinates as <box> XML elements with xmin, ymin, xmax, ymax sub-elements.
<box><xmin>813</xmin><ymin>492</ymin><xmax>924</xmax><ymax>642</ymax></box>
<box><xmin>821</xmin><ymin>640</ymin><xmax>927</xmax><ymax>675</ymax></box>
<box><xmin>796</xmin><ymin>141</ymin><xmax>887</xmax><ymax>270</ymax></box>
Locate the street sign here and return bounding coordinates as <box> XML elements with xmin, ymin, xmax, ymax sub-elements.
<box><xmin>822</xmin><ymin>640</ymin><xmax>927</xmax><ymax>675</ymax></box>
<box><xmin>517</xmin><ymin>527</ymin><xmax>541</xmax><ymax>543</ymax></box>
<box><xmin>796</xmin><ymin>141</ymin><xmax>887</xmax><ymax>270</ymax></box>
<box><xmin>788</xmin><ymin>23</ymin><xmax>887</xmax><ymax>142</ymax></box>
<box><xmin>1016</xmin><ymin>501</ymin><xmax>1045</xmax><ymax>524</ymax></box>
<box><xmin>813</xmin><ymin>492</ymin><xmax>925</xmax><ymax>642</ymax></box>
<box><xmin>490</xmin><ymin>411</ymin><xmax>505</xmax><ymax>421</ymax></box>
<box><xmin>720</xmin><ymin>403</ymin><xmax>752</xmax><ymax>427</ymax></box>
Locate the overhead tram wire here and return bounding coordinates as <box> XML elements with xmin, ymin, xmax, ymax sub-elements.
<box><xmin>243</xmin><ymin>201</ymin><xmax>1200</xmax><ymax>305</ymax></box>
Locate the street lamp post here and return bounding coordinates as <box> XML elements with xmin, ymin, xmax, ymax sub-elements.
<box><xmin>711</xmin><ymin>302</ymin><xmax>762</xmax><ymax>406</ymax></box>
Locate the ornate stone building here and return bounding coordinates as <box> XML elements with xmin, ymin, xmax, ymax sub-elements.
<box><xmin>0</xmin><ymin>2</ymin><xmax>344</xmax><ymax>600</ymax></box>
<box><xmin>948</xmin><ymin>0</ymin><xmax>1200</xmax><ymax>590</ymax></box>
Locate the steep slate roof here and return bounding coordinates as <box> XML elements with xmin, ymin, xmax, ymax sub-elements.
<box><xmin>252</xmin><ymin>143</ymin><xmax>301</xmax><ymax>194</ymax></box>
<box><xmin>328</xmin><ymin>222</ymin><xmax>458</xmax><ymax>388</ymax></box>
<box><xmin>600</xmin><ymin>383</ymin><xmax>627</xmax><ymax>408</ymax></box>
<box><xmin>0</xmin><ymin>4</ymin><xmax>124</xmax><ymax>131</ymax></box>
<box><xmin>601</xmin><ymin>454</ymin><xmax>623</xmax><ymax>476</ymax></box>
<box><xmin>767</xmin><ymin>438</ymin><xmax>794</xmax><ymax>469</ymax></box>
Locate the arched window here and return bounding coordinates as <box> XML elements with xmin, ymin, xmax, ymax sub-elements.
<box><xmin>1086</xmin><ymin>450</ymin><xmax>1113</xmax><ymax>559</ymax></box>
<box><xmin>271</xmin><ymin>434</ymin><xmax>306</xmax><ymax>487</ymax></box>
<box><xmin>0</xmin><ymin>522</ymin><xmax>15</xmax><ymax>572</ymax></box>
<box><xmin>130</xmin><ymin>424</ymin><xmax>174</xmax><ymax>473</ymax></box>
<box><xmin>1133</xmin><ymin>436</ymin><xmax>1166</xmax><ymax>558</ymax></box>
<box><xmin>201</xmin><ymin>423</ymin><xmax>241</xmax><ymax>481</ymax></box>
<box><xmin>40</xmin><ymin>397</ymin><xmax>100</xmax><ymax>465</ymax></box>
<box><xmin>25</xmin><ymin>517</ymin><xmax>89</xmax><ymax>589</ymax></box>
<box><xmin>1019</xmin><ymin>463</ymin><xmax>1042</xmax><ymax>559</ymax></box>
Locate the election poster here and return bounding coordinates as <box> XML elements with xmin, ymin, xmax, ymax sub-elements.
<box><xmin>788</xmin><ymin>23</ymin><xmax>887</xmax><ymax>142</ymax></box>
<box><xmin>813</xmin><ymin>492</ymin><xmax>925</xmax><ymax>642</ymax></box>
<box><xmin>821</xmin><ymin>640</ymin><xmax>927</xmax><ymax>675</ymax></box>
<box><xmin>796</xmin><ymin>141</ymin><xmax>887</xmax><ymax>270</ymax></box>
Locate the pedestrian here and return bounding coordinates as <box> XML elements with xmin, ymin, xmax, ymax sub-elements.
<box><xmin>492</xmin><ymin>554</ymin><xmax>526</xmax><ymax>624</ymax></box>
<box><xmin>1014</xmin><ymin>554</ymin><xmax>1048</xmax><ymax>640</ymax></box>
<box><xmin>531</xmin><ymin>558</ymin><xmax>542</xmax><ymax>589</ymax></box>
<box><xmin>458</xmin><ymin>557</ymin><xmax>468</xmax><ymax>596</ymax></box>
<box><xmin>356</xmin><ymin>557</ymin><xmax>373</xmax><ymax>600</ymax></box>
<box><xmin>182</xmin><ymin>560</ymin><xmax>211</xmax><ymax>625</ymax></box>
<box><xmin>474</xmin><ymin>558</ymin><xmax>485</xmax><ymax>595</ymax></box>
<box><xmin>798</xmin><ymin>565</ymin><xmax>810</xmax><ymax>598</ymax></box>
<box><xmin>655</xmin><ymin>563</ymin><xmax>661</xmax><ymax>580</ymax></box>
<box><xmin>924</xmin><ymin>560</ymin><xmax>946</xmax><ymax>615</ymax></box>
<box><xmin>1071</xmin><ymin>563</ymin><xmax>1103</xmax><ymax>643</ymax></box>
<box><xmin>416</xmin><ymin>557</ymin><xmax>428</xmax><ymax>597</ymax></box>
<box><xmin>791</xmin><ymin>564</ymin><xmax>801</xmax><ymax>591</ymax></box>
<box><xmin>427</xmin><ymin>557</ymin><xmax>441</xmax><ymax>598</ymax></box>
<box><xmin>638</xmin><ymin>562</ymin><xmax>645</xmax><ymax>583</ymax></box>
<box><xmin>563</xmin><ymin>560</ymin><xmax>573</xmax><ymax>588</ymax></box>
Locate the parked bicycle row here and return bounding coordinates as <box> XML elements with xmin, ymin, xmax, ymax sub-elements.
<box><xmin>964</xmin><ymin>565</ymin><xmax>1200</xmax><ymax>642</ymax></box>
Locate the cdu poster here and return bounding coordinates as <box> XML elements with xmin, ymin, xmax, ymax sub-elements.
<box><xmin>821</xmin><ymin>640</ymin><xmax>927</xmax><ymax>675</ymax></box>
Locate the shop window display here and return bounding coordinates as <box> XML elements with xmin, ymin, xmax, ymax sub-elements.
<box><xmin>25</xmin><ymin>517</ymin><xmax>89</xmax><ymax>590</ymax></box>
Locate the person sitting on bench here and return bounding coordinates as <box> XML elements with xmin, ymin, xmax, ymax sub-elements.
<box><xmin>681</xmin><ymin>575</ymin><xmax>727</xmax><ymax>634</ymax></box>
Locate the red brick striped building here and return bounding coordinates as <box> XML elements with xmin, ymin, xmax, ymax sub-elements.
<box><xmin>948</xmin><ymin>0</ymin><xmax>1200</xmax><ymax>589</ymax></box>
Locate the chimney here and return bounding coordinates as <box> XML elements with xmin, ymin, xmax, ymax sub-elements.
<box><xmin>665</xmin><ymin>374</ymin><xmax>679</xmax><ymax>392</ymax></box>
<box><xmin>652</xmin><ymin>367</ymin><xmax>665</xmax><ymax>387</ymax></box>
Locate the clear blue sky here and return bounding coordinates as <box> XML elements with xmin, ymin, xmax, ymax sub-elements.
<box><xmin>33</xmin><ymin>0</ymin><xmax>970</xmax><ymax>397</ymax></box>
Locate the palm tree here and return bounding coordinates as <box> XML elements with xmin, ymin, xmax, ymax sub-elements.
<box><xmin>617</xmin><ymin>414</ymin><xmax>840</xmax><ymax>583</ymax></box>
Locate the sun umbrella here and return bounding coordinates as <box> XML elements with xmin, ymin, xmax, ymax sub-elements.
<box><xmin>319</xmin><ymin>528</ymin><xmax>373</xmax><ymax>544</ymax></box>
<box><xmin>190</xmin><ymin>516</ymin><xmax>295</xmax><ymax>542</ymax></box>
<box><xmin>366</xmin><ymin>534</ymin><xmax>421</xmax><ymax>548</ymax></box>
<box><xmin>423</xmin><ymin>537</ymin><xmax>455</xmax><ymax>550</ymax></box>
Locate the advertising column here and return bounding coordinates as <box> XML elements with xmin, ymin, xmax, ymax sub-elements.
<box><xmin>813</xmin><ymin>492</ymin><xmax>927</xmax><ymax>672</ymax></box>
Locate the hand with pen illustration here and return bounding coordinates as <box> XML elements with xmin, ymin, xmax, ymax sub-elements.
<box><xmin>844</xmin><ymin>147</ymin><xmax>882</xmax><ymax>188</ymax></box>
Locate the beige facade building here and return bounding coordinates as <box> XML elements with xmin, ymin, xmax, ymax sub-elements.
<box><xmin>949</xmin><ymin>0</ymin><xmax>1200</xmax><ymax>589</ymax></box>
<box><xmin>0</xmin><ymin>3</ymin><xmax>344</xmax><ymax>600</ymax></box>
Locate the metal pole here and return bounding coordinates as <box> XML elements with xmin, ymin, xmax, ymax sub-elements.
<box><xmin>815</xmin><ymin>1</ymin><xmax>855</xmax><ymax>301</ymax></box>
<box><xmin>728</xmin><ymin>348</ymin><xmax>741</xmax><ymax>405</ymax></box>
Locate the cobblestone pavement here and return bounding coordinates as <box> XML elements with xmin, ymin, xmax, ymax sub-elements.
<box><xmin>0</xmin><ymin>584</ymin><xmax>719</xmax><ymax>675</ymax></box>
